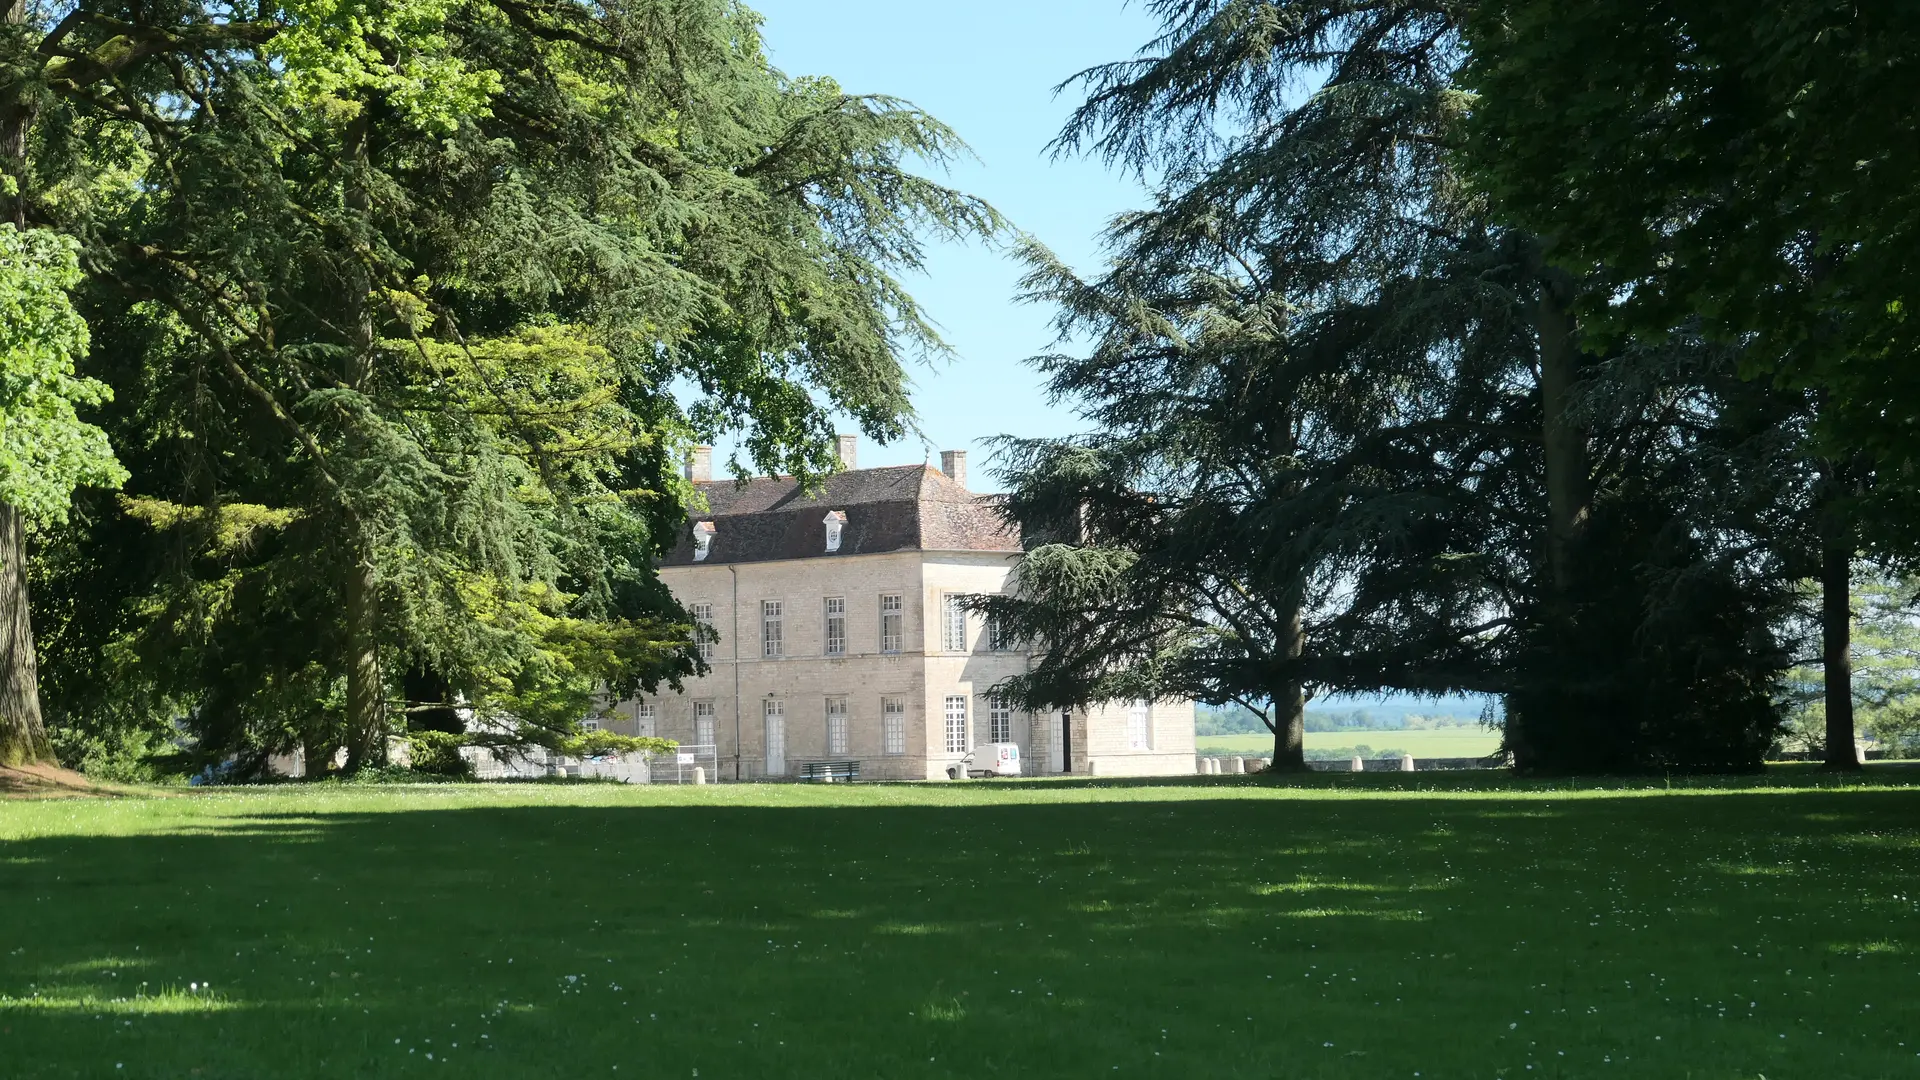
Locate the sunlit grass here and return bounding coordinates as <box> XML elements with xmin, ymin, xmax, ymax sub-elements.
<box><xmin>2</xmin><ymin>768</ymin><xmax>1918</xmax><ymax>1078</ymax></box>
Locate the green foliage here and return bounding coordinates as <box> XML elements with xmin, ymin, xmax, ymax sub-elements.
<box><xmin>402</xmin><ymin>729</ymin><xmax>470</xmax><ymax>776</ymax></box>
<box><xmin>1783</xmin><ymin>575</ymin><xmax>1920</xmax><ymax>757</ymax></box>
<box><xmin>990</xmin><ymin>0</ymin><xmax>1797</xmax><ymax>773</ymax></box>
<box><xmin>556</xmin><ymin>729</ymin><xmax>675</xmax><ymax>759</ymax></box>
<box><xmin>1194</xmin><ymin>704</ymin><xmax>1266</xmax><ymax>736</ymax></box>
<box><xmin>1461</xmin><ymin>0</ymin><xmax>1920</xmax><ymax>548</ymax></box>
<box><xmin>13</xmin><ymin>0</ymin><xmax>999</xmax><ymax>769</ymax></box>
<box><xmin>48</xmin><ymin>723</ymin><xmax>185</xmax><ymax>785</ymax></box>
<box><xmin>0</xmin><ymin>225</ymin><xmax>124</xmax><ymax>524</ymax></box>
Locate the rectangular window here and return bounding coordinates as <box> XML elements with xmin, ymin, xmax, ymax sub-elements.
<box><xmin>883</xmin><ymin>697</ymin><xmax>906</xmax><ymax>756</ymax></box>
<box><xmin>944</xmin><ymin>695</ymin><xmax>968</xmax><ymax>754</ymax></box>
<box><xmin>693</xmin><ymin>701</ymin><xmax>715</xmax><ymax>747</ymax></box>
<box><xmin>987</xmin><ymin>694</ymin><xmax>1012</xmax><ymax>744</ymax></box>
<box><xmin>826</xmin><ymin>696</ymin><xmax>849</xmax><ymax>756</ymax></box>
<box><xmin>582</xmin><ymin>717</ymin><xmax>600</xmax><ymax>732</ymax></box>
<box><xmin>1128</xmin><ymin>699</ymin><xmax>1151</xmax><ymax>750</ymax></box>
<box><xmin>823</xmin><ymin>597</ymin><xmax>846</xmax><ymax>656</ymax></box>
<box><xmin>986</xmin><ymin>611</ymin><xmax>1012</xmax><ymax>652</ymax></box>
<box><xmin>880</xmin><ymin>593</ymin><xmax>903</xmax><ymax>653</ymax></box>
<box><xmin>941</xmin><ymin>594</ymin><xmax>968</xmax><ymax>652</ymax></box>
<box><xmin>692</xmin><ymin>601</ymin><xmax>714</xmax><ymax>661</ymax></box>
<box><xmin>634</xmin><ymin>702</ymin><xmax>656</xmax><ymax>738</ymax></box>
<box><xmin>762</xmin><ymin>599</ymin><xmax>783</xmax><ymax>658</ymax></box>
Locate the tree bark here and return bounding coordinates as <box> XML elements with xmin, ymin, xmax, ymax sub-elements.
<box><xmin>1818</xmin><ymin>460</ymin><xmax>1860</xmax><ymax>771</ymax></box>
<box><xmin>1535</xmin><ymin>267</ymin><xmax>1592</xmax><ymax>597</ymax></box>
<box><xmin>337</xmin><ymin>112</ymin><xmax>385</xmax><ymax>773</ymax></box>
<box><xmin>341</xmin><ymin>546</ymin><xmax>384</xmax><ymax>771</ymax></box>
<box><xmin>0</xmin><ymin>504</ymin><xmax>50</xmax><ymax>766</ymax></box>
<box><xmin>1268</xmin><ymin>603</ymin><xmax>1307</xmax><ymax>771</ymax></box>
<box><xmin>0</xmin><ymin>0</ymin><xmax>50</xmax><ymax>767</ymax></box>
<box><xmin>1</xmin><ymin>0</ymin><xmax>33</xmax><ymax>229</ymax></box>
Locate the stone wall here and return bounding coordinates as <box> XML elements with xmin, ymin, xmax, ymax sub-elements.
<box><xmin>634</xmin><ymin>547</ymin><xmax>1202</xmax><ymax>782</ymax></box>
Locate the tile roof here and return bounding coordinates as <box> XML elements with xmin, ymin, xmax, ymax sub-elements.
<box><xmin>660</xmin><ymin>465</ymin><xmax>1020</xmax><ymax>565</ymax></box>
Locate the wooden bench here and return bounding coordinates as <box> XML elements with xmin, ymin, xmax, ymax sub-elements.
<box><xmin>798</xmin><ymin>760</ymin><xmax>861</xmax><ymax>783</ymax></box>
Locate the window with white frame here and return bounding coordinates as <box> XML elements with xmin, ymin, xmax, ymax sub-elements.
<box><xmin>634</xmin><ymin>702</ymin><xmax>656</xmax><ymax>738</ymax></box>
<box><xmin>692</xmin><ymin>601</ymin><xmax>714</xmax><ymax>661</ymax></box>
<box><xmin>986</xmin><ymin>610</ymin><xmax>1013</xmax><ymax>652</ymax></box>
<box><xmin>582</xmin><ymin>717</ymin><xmax>600</xmax><ymax>732</ymax></box>
<box><xmin>944</xmin><ymin>695</ymin><xmax>968</xmax><ymax>754</ymax></box>
<box><xmin>762</xmin><ymin>599</ymin><xmax>783</xmax><ymax>657</ymax></box>
<box><xmin>987</xmin><ymin>694</ymin><xmax>1013</xmax><ymax>743</ymax></box>
<box><xmin>693</xmin><ymin>701</ymin><xmax>715</xmax><ymax>747</ymax></box>
<box><xmin>880</xmin><ymin>593</ymin><xmax>903</xmax><ymax>653</ymax></box>
<box><xmin>1127</xmin><ymin>699</ymin><xmax>1151</xmax><ymax>750</ymax></box>
<box><xmin>882</xmin><ymin>697</ymin><xmax>906</xmax><ymax>755</ymax></box>
<box><xmin>826</xmin><ymin>696</ymin><xmax>849</xmax><ymax>755</ymax></box>
<box><xmin>823</xmin><ymin>597</ymin><xmax>846</xmax><ymax>656</ymax></box>
<box><xmin>941</xmin><ymin>594</ymin><xmax>967</xmax><ymax>652</ymax></box>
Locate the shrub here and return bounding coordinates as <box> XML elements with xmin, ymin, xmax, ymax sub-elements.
<box><xmin>405</xmin><ymin>731</ymin><xmax>472</xmax><ymax>777</ymax></box>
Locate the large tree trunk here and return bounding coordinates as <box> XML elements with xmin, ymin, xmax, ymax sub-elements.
<box><xmin>0</xmin><ymin>505</ymin><xmax>50</xmax><ymax>766</ymax></box>
<box><xmin>341</xmin><ymin>546</ymin><xmax>384</xmax><ymax>771</ymax></box>
<box><xmin>1817</xmin><ymin>459</ymin><xmax>1860</xmax><ymax>771</ymax></box>
<box><xmin>1267</xmin><ymin>603</ymin><xmax>1307</xmax><ymax>771</ymax></box>
<box><xmin>1</xmin><ymin>0</ymin><xmax>31</xmax><ymax>232</ymax></box>
<box><xmin>0</xmin><ymin>12</ymin><xmax>48</xmax><ymax>766</ymax></box>
<box><xmin>1507</xmin><ymin>267</ymin><xmax>1596</xmax><ymax>775</ymax></box>
<box><xmin>1269</xmin><ymin>681</ymin><xmax>1306</xmax><ymax>771</ymax></box>
<box><xmin>1535</xmin><ymin>268</ymin><xmax>1592</xmax><ymax>597</ymax></box>
<box><xmin>337</xmin><ymin>112</ymin><xmax>385</xmax><ymax>773</ymax></box>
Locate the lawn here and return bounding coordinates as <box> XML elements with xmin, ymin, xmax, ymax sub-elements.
<box><xmin>1199</xmin><ymin>728</ymin><xmax>1505</xmax><ymax>759</ymax></box>
<box><xmin>4</xmin><ymin>772</ymin><xmax>1919</xmax><ymax>1079</ymax></box>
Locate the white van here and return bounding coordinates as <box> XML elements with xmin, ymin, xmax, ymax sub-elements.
<box><xmin>948</xmin><ymin>742</ymin><xmax>1021</xmax><ymax>779</ymax></box>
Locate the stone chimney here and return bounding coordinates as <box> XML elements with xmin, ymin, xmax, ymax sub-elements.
<box><xmin>940</xmin><ymin>449</ymin><xmax>968</xmax><ymax>489</ymax></box>
<box><xmin>686</xmin><ymin>445</ymin><xmax>712</xmax><ymax>483</ymax></box>
<box><xmin>836</xmin><ymin>434</ymin><xmax>858</xmax><ymax>471</ymax></box>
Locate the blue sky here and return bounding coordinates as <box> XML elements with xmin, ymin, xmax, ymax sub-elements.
<box><xmin>715</xmin><ymin>0</ymin><xmax>1165</xmax><ymax>491</ymax></box>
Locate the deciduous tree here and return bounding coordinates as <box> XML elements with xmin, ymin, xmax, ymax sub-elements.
<box><xmin>0</xmin><ymin>223</ymin><xmax>123</xmax><ymax>764</ymax></box>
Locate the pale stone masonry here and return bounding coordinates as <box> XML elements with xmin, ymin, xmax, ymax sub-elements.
<box><xmin>605</xmin><ymin>438</ymin><xmax>1197</xmax><ymax>780</ymax></box>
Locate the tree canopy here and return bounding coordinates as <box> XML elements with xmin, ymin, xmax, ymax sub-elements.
<box><xmin>987</xmin><ymin>0</ymin><xmax>1818</xmax><ymax>773</ymax></box>
<box><xmin>1462</xmin><ymin>1</ymin><xmax>1920</xmax><ymax>535</ymax></box>
<box><xmin>7</xmin><ymin>0</ymin><xmax>1000</xmax><ymax>773</ymax></box>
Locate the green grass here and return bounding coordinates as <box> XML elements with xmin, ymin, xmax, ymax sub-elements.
<box><xmin>1199</xmin><ymin>727</ymin><xmax>1505</xmax><ymax>758</ymax></box>
<box><xmin>5</xmin><ymin>770</ymin><xmax>1920</xmax><ymax>1078</ymax></box>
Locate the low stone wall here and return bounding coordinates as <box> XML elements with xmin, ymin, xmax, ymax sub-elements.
<box><xmin>1305</xmin><ymin>756</ymin><xmax>1505</xmax><ymax>772</ymax></box>
<box><xmin>1196</xmin><ymin>754</ymin><xmax>1507</xmax><ymax>774</ymax></box>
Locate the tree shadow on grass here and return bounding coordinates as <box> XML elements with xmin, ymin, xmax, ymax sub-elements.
<box><xmin>2</xmin><ymin>786</ymin><xmax>1918</xmax><ymax>1078</ymax></box>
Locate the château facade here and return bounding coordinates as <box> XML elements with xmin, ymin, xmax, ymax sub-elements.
<box><xmin>602</xmin><ymin>437</ymin><xmax>1196</xmax><ymax>780</ymax></box>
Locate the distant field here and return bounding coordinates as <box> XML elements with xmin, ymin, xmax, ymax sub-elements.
<box><xmin>1199</xmin><ymin>727</ymin><xmax>1504</xmax><ymax>758</ymax></box>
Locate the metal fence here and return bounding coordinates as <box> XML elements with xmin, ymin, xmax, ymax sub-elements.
<box><xmin>646</xmin><ymin>743</ymin><xmax>719</xmax><ymax>784</ymax></box>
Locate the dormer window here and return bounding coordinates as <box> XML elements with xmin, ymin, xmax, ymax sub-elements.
<box><xmin>691</xmin><ymin>520</ymin><xmax>717</xmax><ymax>561</ymax></box>
<box><xmin>822</xmin><ymin>510</ymin><xmax>846</xmax><ymax>553</ymax></box>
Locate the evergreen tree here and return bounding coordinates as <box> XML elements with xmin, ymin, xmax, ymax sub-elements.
<box><xmin>987</xmin><ymin>0</ymin><xmax>1796</xmax><ymax>772</ymax></box>
<box><xmin>1459</xmin><ymin>0</ymin><xmax>1917</xmax><ymax>769</ymax></box>
<box><xmin>9</xmin><ymin>0</ymin><xmax>999</xmax><ymax>773</ymax></box>
<box><xmin>0</xmin><ymin>223</ymin><xmax>124</xmax><ymax>764</ymax></box>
